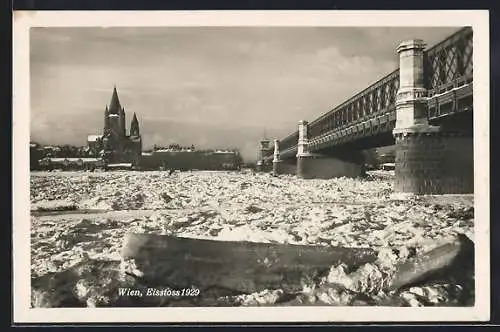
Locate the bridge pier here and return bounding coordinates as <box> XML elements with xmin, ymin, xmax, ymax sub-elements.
<box><xmin>393</xmin><ymin>39</ymin><xmax>473</xmax><ymax>194</ymax></box>
<box><xmin>296</xmin><ymin>120</ymin><xmax>312</xmax><ymax>179</ymax></box>
<box><xmin>296</xmin><ymin>154</ymin><xmax>314</xmax><ymax>179</ymax></box>
<box><xmin>296</xmin><ymin>120</ymin><xmax>364</xmax><ymax>179</ymax></box>
<box><xmin>393</xmin><ymin>129</ymin><xmax>473</xmax><ymax>194</ymax></box>
<box><xmin>256</xmin><ymin>138</ymin><xmax>272</xmax><ymax>172</ymax></box>
<box><xmin>272</xmin><ymin>139</ymin><xmax>282</xmax><ymax>175</ymax></box>
<box><xmin>255</xmin><ymin>161</ymin><xmax>263</xmax><ymax>172</ymax></box>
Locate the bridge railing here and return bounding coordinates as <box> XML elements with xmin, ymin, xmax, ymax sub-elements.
<box><xmin>280</xmin><ymin>131</ymin><xmax>299</xmax><ymax>155</ymax></box>
<box><xmin>261</xmin><ymin>131</ymin><xmax>299</xmax><ymax>159</ymax></box>
<box><xmin>308</xmin><ymin>69</ymin><xmax>399</xmax><ymax>142</ymax></box>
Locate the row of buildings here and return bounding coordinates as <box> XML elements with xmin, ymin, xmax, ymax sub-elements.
<box><xmin>31</xmin><ymin>86</ymin><xmax>243</xmax><ymax>171</ymax></box>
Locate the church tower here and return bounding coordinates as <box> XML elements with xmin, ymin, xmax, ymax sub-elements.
<box><xmin>130</xmin><ymin>112</ymin><xmax>140</xmax><ymax>137</ymax></box>
<box><xmin>97</xmin><ymin>85</ymin><xmax>143</xmax><ymax>167</ymax></box>
<box><xmin>129</xmin><ymin>112</ymin><xmax>142</xmax><ymax>168</ymax></box>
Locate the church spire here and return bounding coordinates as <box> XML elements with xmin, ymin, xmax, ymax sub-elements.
<box><xmin>130</xmin><ymin>112</ymin><xmax>140</xmax><ymax>137</ymax></box>
<box><xmin>108</xmin><ymin>85</ymin><xmax>122</xmax><ymax>114</ymax></box>
<box><xmin>120</xmin><ymin>106</ymin><xmax>126</xmax><ymax>137</ymax></box>
<box><xmin>104</xmin><ymin>105</ymin><xmax>110</xmax><ymax>133</ymax></box>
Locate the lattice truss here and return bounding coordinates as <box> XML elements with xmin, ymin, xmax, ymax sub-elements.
<box><xmin>279</xmin><ymin>131</ymin><xmax>299</xmax><ymax>154</ymax></box>
<box><xmin>424</xmin><ymin>28</ymin><xmax>473</xmax><ymax>93</ymax></box>
<box><xmin>269</xmin><ymin>27</ymin><xmax>472</xmax><ymax>152</ymax></box>
<box><xmin>308</xmin><ymin>70</ymin><xmax>399</xmax><ymax>138</ymax></box>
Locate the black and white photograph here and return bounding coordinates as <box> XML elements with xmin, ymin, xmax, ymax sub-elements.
<box><xmin>13</xmin><ymin>10</ymin><xmax>490</xmax><ymax>323</ymax></box>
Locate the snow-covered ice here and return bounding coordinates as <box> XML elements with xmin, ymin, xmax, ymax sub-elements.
<box><xmin>30</xmin><ymin>170</ymin><xmax>475</xmax><ymax>307</ymax></box>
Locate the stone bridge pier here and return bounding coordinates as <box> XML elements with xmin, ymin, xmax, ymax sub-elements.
<box><xmin>271</xmin><ymin>141</ymin><xmax>297</xmax><ymax>176</ymax></box>
<box><xmin>296</xmin><ymin>120</ymin><xmax>365</xmax><ymax>179</ymax></box>
<box><xmin>272</xmin><ymin>139</ymin><xmax>281</xmax><ymax>175</ymax></box>
<box><xmin>393</xmin><ymin>39</ymin><xmax>473</xmax><ymax>194</ymax></box>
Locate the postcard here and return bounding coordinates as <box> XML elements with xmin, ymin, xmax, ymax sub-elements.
<box><xmin>13</xmin><ymin>10</ymin><xmax>490</xmax><ymax>323</ymax></box>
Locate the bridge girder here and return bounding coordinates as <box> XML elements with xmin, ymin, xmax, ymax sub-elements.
<box><xmin>269</xmin><ymin>82</ymin><xmax>473</xmax><ymax>159</ymax></box>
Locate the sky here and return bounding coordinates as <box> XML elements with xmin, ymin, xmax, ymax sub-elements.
<box><xmin>30</xmin><ymin>26</ymin><xmax>460</xmax><ymax>162</ymax></box>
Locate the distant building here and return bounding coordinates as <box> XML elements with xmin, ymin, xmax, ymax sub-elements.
<box><xmin>38</xmin><ymin>157</ymin><xmax>104</xmax><ymax>171</ymax></box>
<box><xmin>87</xmin><ymin>86</ymin><xmax>142</xmax><ymax>167</ymax></box>
<box><xmin>140</xmin><ymin>149</ymin><xmax>242</xmax><ymax>171</ymax></box>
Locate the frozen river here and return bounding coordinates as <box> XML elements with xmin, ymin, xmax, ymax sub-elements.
<box><xmin>30</xmin><ymin>170</ymin><xmax>475</xmax><ymax>307</ymax></box>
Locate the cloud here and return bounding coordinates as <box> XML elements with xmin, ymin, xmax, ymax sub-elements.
<box><xmin>30</xmin><ymin>26</ymin><xmax>461</xmax><ymax>161</ymax></box>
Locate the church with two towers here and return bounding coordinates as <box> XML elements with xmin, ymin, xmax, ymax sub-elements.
<box><xmin>87</xmin><ymin>86</ymin><xmax>142</xmax><ymax>166</ymax></box>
